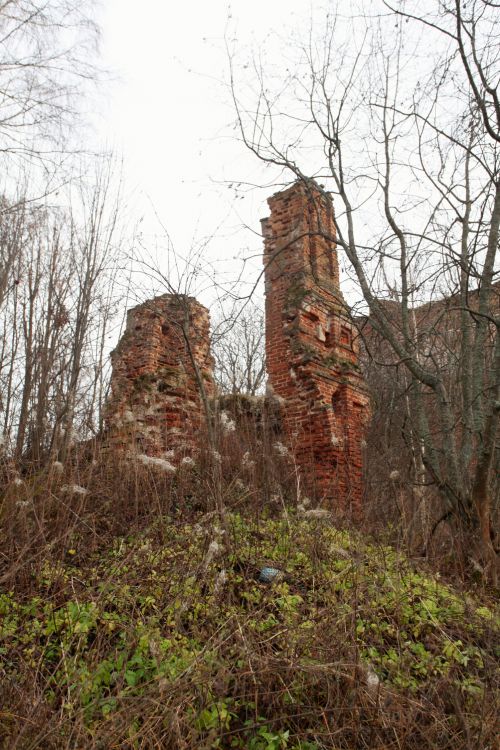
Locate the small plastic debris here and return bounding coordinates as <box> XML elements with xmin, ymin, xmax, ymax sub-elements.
<box><xmin>202</xmin><ymin>540</ymin><xmax>222</xmax><ymax>570</ymax></box>
<box><xmin>60</xmin><ymin>484</ymin><xmax>89</xmax><ymax>496</ymax></box>
<box><xmin>273</xmin><ymin>441</ymin><xmax>290</xmax><ymax>457</ymax></box>
<box><xmin>214</xmin><ymin>568</ymin><xmax>228</xmax><ymax>596</ymax></box>
<box><xmin>137</xmin><ymin>454</ymin><xmax>176</xmax><ymax>472</ymax></box>
<box><xmin>258</xmin><ymin>566</ymin><xmax>281</xmax><ymax>583</ymax></box>
<box><xmin>300</xmin><ymin>507</ymin><xmax>331</xmax><ymax>519</ymax></box>
<box><xmin>219</xmin><ymin>411</ymin><xmax>236</xmax><ymax>434</ymax></box>
<box><xmin>242</xmin><ymin>451</ymin><xmax>255</xmax><ymax>469</ymax></box>
<box><xmin>364</xmin><ymin>663</ymin><xmax>380</xmax><ymax>695</ymax></box>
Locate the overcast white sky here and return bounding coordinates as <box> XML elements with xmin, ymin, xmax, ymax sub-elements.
<box><xmin>95</xmin><ymin>0</ymin><xmax>330</xmax><ymax>310</ymax></box>
<box><xmin>94</xmin><ymin>1</ymin><xmax>461</xmax><ymax>314</ymax></box>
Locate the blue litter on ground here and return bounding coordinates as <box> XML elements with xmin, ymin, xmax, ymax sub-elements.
<box><xmin>258</xmin><ymin>566</ymin><xmax>281</xmax><ymax>583</ymax></box>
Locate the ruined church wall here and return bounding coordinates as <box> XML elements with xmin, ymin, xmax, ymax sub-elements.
<box><xmin>263</xmin><ymin>181</ymin><xmax>370</xmax><ymax>513</ymax></box>
<box><xmin>104</xmin><ymin>182</ymin><xmax>369</xmax><ymax>513</ymax></box>
<box><xmin>105</xmin><ymin>294</ymin><xmax>214</xmax><ymax>459</ymax></box>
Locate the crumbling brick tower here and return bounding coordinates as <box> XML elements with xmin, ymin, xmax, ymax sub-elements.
<box><xmin>105</xmin><ymin>294</ymin><xmax>214</xmax><ymax>457</ymax></box>
<box><xmin>262</xmin><ymin>181</ymin><xmax>370</xmax><ymax>514</ymax></box>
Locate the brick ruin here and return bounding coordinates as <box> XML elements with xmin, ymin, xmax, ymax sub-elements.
<box><xmin>106</xmin><ymin>181</ymin><xmax>369</xmax><ymax>512</ymax></box>
<box><xmin>262</xmin><ymin>181</ymin><xmax>370</xmax><ymax>513</ymax></box>
<box><xmin>105</xmin><ymin>294</ymin><xmax>214</xmax><ymax>459</ymax></box>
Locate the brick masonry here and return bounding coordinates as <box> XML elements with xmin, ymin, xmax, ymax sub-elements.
<box><xmin>105</xmin><ymin>294</ymin><xmax>214</xmax><ymax>458</ymax></box>
<box><xmin>262</xmin><ymin>180</ymin><xmax>370</xmax><ymax>514</ymax></box>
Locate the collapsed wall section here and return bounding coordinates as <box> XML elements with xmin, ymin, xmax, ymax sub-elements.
<box><xmin>105</xmin><ymin>294</ymin><xmax>214</xmax><ymax>458</ymax></box>
<box><xmin>262</xmin><ymin>180</ymin><xmax>370</xmax><ymax>514</ymax></box>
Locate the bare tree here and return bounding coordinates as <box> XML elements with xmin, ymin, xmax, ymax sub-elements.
<box><xmin>0</xmin><ymin>4</ymin><xmax>134</xmax><ymax>474</ymax></box>
<box><xmin>212</xmin><ymin>304</ymin><xmax>265</xmax><ymax>396</ymax></box>
<box><xmin>0</xmin><ymin>158</ymin><xmax>129</xmax><ymax>465</ymax></box>
<box><xmin>0</xmin><ymin>0</ymin><xmax>101</xmax><ymax>175</ymax></box>
<box><xmin>228</xmin><ymin>0</ymin><xmax>499</xmax><ymax>577</ymax></box>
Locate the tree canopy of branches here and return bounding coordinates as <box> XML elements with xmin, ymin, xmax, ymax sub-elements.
<box><xmin>0</xmin><ymin>161</ymin><xmax>126</xmax><ymax>464</ymax></box>
<box><xmin>228</xmin><ymin>0</ymin><xmax>500</xmax><ymax>577</ymax></box>
<box><xmin>0</xmin><ymin>3</ymin><xmax>129</xmax><ymax>467</ymax></box>
<box><xmin>212</xmin><ymin>305</ymin><xmax>265</xmax><ymax>396</ymax></box>
<box><xmin>0</xmin><ymin>0</ymin><xmax>100</xmax><ymax>177</ymax></box>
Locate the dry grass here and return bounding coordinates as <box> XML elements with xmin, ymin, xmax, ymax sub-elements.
<box><xmin>0</xmin><ymin>428</ymin><xmax>498</xmax><ymax>749</ymax></box>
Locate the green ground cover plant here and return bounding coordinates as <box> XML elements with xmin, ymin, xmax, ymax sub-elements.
<box><xmin>1</xmin><ymin>455</ymin><xmax>498</xmax><ymax>749</ymax></box>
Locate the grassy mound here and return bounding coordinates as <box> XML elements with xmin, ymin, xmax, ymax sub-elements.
<box><xmin>1</xmin><ymin>507</ymin><xmax>498</xmax><ymax>749</ymax></box>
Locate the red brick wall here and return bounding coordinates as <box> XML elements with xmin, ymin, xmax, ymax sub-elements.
<box><xmin>263</xmin><ymin>181</ymin><xmax>370</xmax><ymax>514</ymax></box>
<box><xmin>105</xmin><ymin>294</ymin><xmax>214</xmax><ymax>458</ymax></box>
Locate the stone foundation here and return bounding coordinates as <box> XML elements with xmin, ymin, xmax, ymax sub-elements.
<box><xmin>105</xmin><ymin>294</ymin><xmax>214</xmax><ymax>458</ymax></box>
<box><xmin>262</xmin><ymin>180</ymin><xmax>370</xmax><ymax>514</ymax></box>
